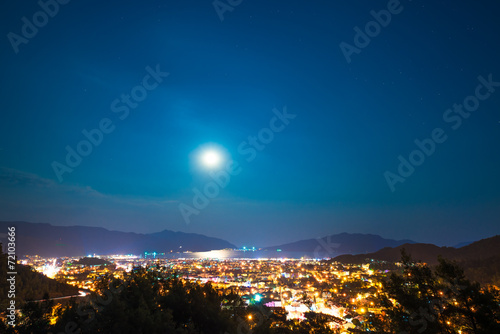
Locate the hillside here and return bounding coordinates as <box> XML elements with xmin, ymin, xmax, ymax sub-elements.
<box><xmin>333</xmin><ymin>235</ymin><xmax>500</xmax><ymax>285</ymax></box>
<box><xmin>0</xmin><ymin>245</ymin><xmax>79</xmax><ymax>309</ymax></box>
<box><xmin>333</xmin><ymin>243</ymin><xmax>456</xmax><ymax>265</ymax></box>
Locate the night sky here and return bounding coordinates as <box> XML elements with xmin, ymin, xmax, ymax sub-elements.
<box><xmin>1</xmin><ymin>0</ymin><xmax>499</xmax><ymax>247</ymax></box>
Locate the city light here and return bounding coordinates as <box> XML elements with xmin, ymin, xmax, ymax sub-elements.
<box><xmin>21</xmin><ymin>254</ymin><xmax>488</xmax><ymax>333</ymax></box>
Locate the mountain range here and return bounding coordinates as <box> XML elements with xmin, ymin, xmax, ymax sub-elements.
<box><xmin>263</xmin><ymin>233</ymin><xmax>416</xmax><ymax>258</ymax></box>
<box><xmin>0</xmin><ymin>221</ymin><xmax>236</xmax><ymax>257</ymax></box>
<box><xmin>0</xmin><ymin>221</ymin><xmax>492</xmax><ymax>266</ymax></box>
<box><xmin>0</xmin><ymin>222</ymin><xmax>422</xmax><ymax>258</ymax></box>
<box><xmin>333</xmin><ymin>235</ymin><xmax>500</xmax><ymax>265</ymax></box>
<box><xmin>333</xmin><ymin>235</ymin><xmax>500</xmax><ymax>285</ymax></box>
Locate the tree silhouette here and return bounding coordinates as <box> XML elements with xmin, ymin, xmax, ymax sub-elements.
<box><xmin>374</xmin><ymin>249</ymin><xmax>500</xmax><ymax>333</ymax></box>
<box><xmin>435</xmin><ymin>256</ymin><xmax>500</xmax><ymax>333</ymax></box>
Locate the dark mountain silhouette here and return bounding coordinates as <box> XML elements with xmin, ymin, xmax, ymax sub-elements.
<box><xmin>453</xmin><ymin>241</ymin><xmax>473</xmax><ymax>248</ymax></box>
<box><xmin>333</xmin><ymin>243</ymin><xmax>456</xmax><ymax>265</ymax></box>
<box><xmin>333</xmin><ymin>235</ymin><xmax>500</xmax><ymax>285</ymax></box>
<box><xmin>0</xmin><ymin>221</ymin><xmax>236</xmax><ymax>257</ymax></box>
<box><xmin>334</xmin><ymin>236</ymin><xmax>500</xmax><ymax>264</ymax></box>
<box><xmin>263</xmin><ymin>233</ymin><xmax>416</xmax><ymax>257</ymax></box>
<box><xmin>454</xmin><ymin>235</ymin><xmax>500</xmax><ymax>260</ymax></box>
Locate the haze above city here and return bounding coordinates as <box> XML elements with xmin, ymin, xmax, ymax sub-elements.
<box><xmin>1</xmin><ymin>0</ymin><xmax>500</xmax><ymax>248</ymax></box>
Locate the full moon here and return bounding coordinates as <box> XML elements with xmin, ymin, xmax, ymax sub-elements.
<box><xmin>200</xmin><ymin>149</ymin><xmax>223</xmax><ymax>168</ymax></box>
<box><xmin>193</xmin><ymin>143</ymin><xmax>228</xmax><ymax>171</ymax></box>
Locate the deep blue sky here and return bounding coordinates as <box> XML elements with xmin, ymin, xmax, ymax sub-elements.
<box><xmin>1</xmin><ymin>0</ymin><xmax>499</xmax><ymax>247</ymax></box>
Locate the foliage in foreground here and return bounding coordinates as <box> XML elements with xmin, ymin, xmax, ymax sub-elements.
<box><xmin>369</xmin><ymin>251</ymin><xmax>500</xmax><ymax>333</ymax></box>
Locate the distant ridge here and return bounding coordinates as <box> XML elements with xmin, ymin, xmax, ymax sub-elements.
<box><xmin>0</xmin><ymin>221</ymin><xmax>236</xmax><ymax>257</ymax></box>
<box><xmin>333</xmin><ymin>235</ymin><xmax>500</xmax><ymax>285</ymax></box>
<box><xmin>453</xmin><ymin>241</ymin><xmax>473</xmax><ymax>248</ymax></box>
<box><xmin>333</xmin><ymin>235</ymin><xmax>500</xmax><ymax>264</ymax></box>
<box><xmin>263</xmin><ymin>233</ymin><xmax>416</xmax><ymax>257</ymax></box>
<box><xmin>333</xmin><ymin>243</ymin><xmax>455</xmax><ymax>265</ymax></box>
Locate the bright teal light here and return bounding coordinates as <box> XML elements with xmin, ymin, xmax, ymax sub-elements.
<box><xmin>254</xmin><ymin>294</ymin><xmax>262</xmax><ymax>302</ymax></box>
